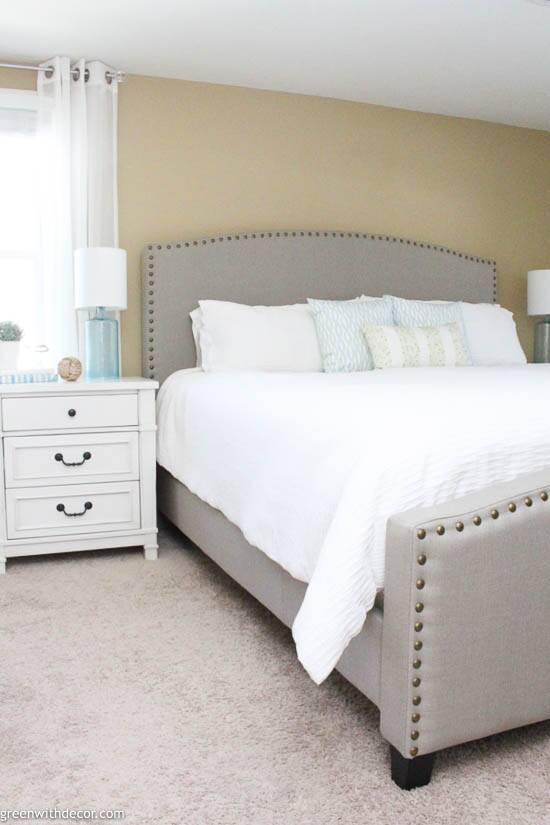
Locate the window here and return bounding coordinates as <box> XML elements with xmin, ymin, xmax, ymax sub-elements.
<box><xmin>0</xmin><ymin>89</ymin><xmax>47</xmax><ymax>367</ymax></box>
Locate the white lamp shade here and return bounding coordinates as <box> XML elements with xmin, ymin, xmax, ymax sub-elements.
<box><xmin>74</xmin><ymin>247</ymin><xmax>128</xmax><ymax>310</ymax></box>
<box><xmin>528</xmin><ymin>269</ymin><xmax>550</xmax><ymax>316</ymax></box>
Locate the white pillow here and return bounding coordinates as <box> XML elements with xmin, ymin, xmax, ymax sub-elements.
<box><xmin>190</xmin><ymin>307</ymin><xmax>203</xmax><ymax>367</ymax></box>
<box><xmin>190</xmin><ymin>297</ymin><xmax>374</xmax><ymax>371</ymax></box>
<box><xmin>197</xmin><ymin>300</ymin><xmax>323</xmax><ymax>372</ymax></box>
<box><xmin>459</xmin><ymin>303</ymin><xmax>526</xmax><ymax>366</ymax></box>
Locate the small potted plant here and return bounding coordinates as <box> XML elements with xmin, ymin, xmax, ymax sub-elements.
<box><xmin>0</xmin><ymin>321</ymin><xmax>23</xmax><ymax>371</ymax></box>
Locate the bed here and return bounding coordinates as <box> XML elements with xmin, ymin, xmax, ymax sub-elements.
<box><xmin>143</xmin><ymin>231</ymin><xmax>550</xmax><ymax>789</ymax></box>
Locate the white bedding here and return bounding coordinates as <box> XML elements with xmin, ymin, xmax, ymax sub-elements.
<box><xmin>157</xmin><ymin>365</ymin><xmax>550</xmax><ymax>684</ymax></box>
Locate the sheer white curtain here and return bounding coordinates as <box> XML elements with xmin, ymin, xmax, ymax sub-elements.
<box><xmin>37</xmin><ymin>56</ymin><xmax>118</xmax><ymax>363</ymax></box>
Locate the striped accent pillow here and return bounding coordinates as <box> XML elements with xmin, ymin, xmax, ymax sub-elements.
<box><xmin>363</xmin><ymin>322</ymin><xmax>470</xmax><ymax>369</ymax></box>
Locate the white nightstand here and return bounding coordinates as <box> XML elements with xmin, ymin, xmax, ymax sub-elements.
<box><xmin>0</xmin><ymin>377</ymin><xmax>159</xmax><ymax>574</ymax></box>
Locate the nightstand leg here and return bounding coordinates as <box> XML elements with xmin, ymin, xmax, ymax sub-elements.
<box><xmin>144</xmin><ymin>544</ymin><xmax>158</xmax><ymax>561</ymax></box>
<box><xmin>0</xmin><ymin>557</ymin><xmax>6</xmax><ymax>575</ymax></box>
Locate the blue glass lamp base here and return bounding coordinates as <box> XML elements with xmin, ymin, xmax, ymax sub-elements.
<box><xmin>84</xmin><ymin>309</ymin><xmax>120</xmax><ymax>379</ymax></box>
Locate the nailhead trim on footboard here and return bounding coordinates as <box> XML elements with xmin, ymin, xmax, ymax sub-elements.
<box><xmin>410</xmin><ymin>487</ymin><xmax>549</xmax><ymax>756</ymax></box>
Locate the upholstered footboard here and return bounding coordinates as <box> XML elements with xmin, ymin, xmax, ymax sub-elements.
<box><xmin>380</xmin><ymin>468</ymin><xmax>550</xmax><ymax>789</ymax></box>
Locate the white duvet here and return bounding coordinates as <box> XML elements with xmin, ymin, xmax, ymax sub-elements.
<box><xmin>157</xmin><ymin>366</ymin><xmax>550</xmax><ymax>684</ymax></box>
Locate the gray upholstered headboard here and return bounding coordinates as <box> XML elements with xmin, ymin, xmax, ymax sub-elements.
<box><xmin>142</xmin><ymin>230</ymin><xmax>497</xmax><ymax>384</ymax></box>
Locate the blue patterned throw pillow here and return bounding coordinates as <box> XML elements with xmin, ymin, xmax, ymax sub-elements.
<box><xmin>386</xmin><ymin>295</ymin><xmax>472</xmax><ymax>365</ymax></box>
<box><xmin>307</xmin><ymin>298</ymin><xmax>393</xmax><ymax>372</ymax></box>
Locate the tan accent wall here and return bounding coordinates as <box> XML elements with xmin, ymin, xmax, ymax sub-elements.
<box><xmin>2</xmin><ymin>67</ymin><xmax>550</xmax><ymax>374</ymax></box>
<box><xmin>0</xmin><ymin>67</ymin><xmax>35</xmax><ymax>90</ymax></box>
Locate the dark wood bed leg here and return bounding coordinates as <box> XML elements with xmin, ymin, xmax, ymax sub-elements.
<box><xmin>389</xmin><ymin>745</ymin><xmax>435</xmax><ymax>790</ymax></box>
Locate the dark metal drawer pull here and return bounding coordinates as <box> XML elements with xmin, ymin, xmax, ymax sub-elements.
<box><xmin>56</xmin><ymin>501</ymin><xmax>93</xmax><ymax>517</ymax></box>
<box><xmin>68</xmin><ymin>408</ymin><xmax>77</xmax><ymax>417</ymax></box>
<box><xmin>54</xmin><ymin>450</ymin><xmax>92</xmax><ymax>467</ymax></box>
<box><xmin>54</xmin><ymin>451</ymin><xmax>92</xmax><ymax>467</ymax></box>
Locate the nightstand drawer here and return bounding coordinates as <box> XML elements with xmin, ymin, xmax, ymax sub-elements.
<box><xmin>6</xmin><ymin>481</ymin><xmax>141</xmax><ymax>539</ymax></box>
<box><xmin>4</xmin><ymin>432</ymin><xmax>139</xmax><ymax>488</ymax></box>
<box><xmin>1</xmin><ymin>393</ymin><xmax>138</xmax><ymax>432</ymax></box>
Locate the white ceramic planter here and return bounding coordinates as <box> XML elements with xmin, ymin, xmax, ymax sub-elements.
<box><xmin>0</xmin><ymin>341</ymin><xmax>20</xmax><ymax>371</ymax></box>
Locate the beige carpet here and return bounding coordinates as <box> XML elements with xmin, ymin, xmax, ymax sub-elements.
<box><xmin>1</xmin><ymin>522</ymin><xmax>549</xmax><ymax>825</ymax></box>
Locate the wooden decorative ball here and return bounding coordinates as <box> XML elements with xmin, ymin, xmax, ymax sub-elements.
<box><xmin>57</xmin><ymin>356</ymin><xmax>82</xmax><ymax>382</ymax></box>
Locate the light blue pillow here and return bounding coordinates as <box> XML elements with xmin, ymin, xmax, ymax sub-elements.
<box><xmin>307</xmin><ymin>298</ymin><xmax>393</xmax><ymax>371</ymax></box>
<box><xmin>386</xmin><ymin>295</ymin><xmax>473</xmax><ymax>365</ymax></box>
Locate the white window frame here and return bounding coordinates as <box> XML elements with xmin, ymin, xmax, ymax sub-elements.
<box><xmin>0</xmin><ymin>88</ymin><xmax>38</xmax><ymax>110</ymax></box>
<box><xmin>0</xmin><ymin>88</ymin><xmax>43</xmax><ymax>368</ymax></box>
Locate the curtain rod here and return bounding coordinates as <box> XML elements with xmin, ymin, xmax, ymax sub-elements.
<box><xmin>0</xmin><ymin>62</ymin><xmax>126</xmax><ymax>83</ymax></box>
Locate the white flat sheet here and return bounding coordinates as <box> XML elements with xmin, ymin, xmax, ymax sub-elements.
<box><xmin>157</xmin><ymin>366</ymin><xmax>550</xmax><ymax>683</ymax></box>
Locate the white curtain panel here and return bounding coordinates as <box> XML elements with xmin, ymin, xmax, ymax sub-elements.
<box><xmin>37</xmin><ymin>56</ymin><xmax>119</xmax><ymax>363</ymax></box>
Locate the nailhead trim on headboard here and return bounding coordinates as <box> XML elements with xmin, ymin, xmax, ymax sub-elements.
<box><xmin>143</xmin><ymin>230</ymin><xmax>497</xmax><ymax>380</ymax></box>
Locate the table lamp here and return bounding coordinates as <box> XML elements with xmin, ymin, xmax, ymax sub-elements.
<box><xmin>74</xmin><ymin>247</ymin><xmax>127</xmax><ymax>379</ymax></box>
<box><xmin>528</xmin><ymin>269</ymin><xmax>550</xmax><ymax>363</ymax></box>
